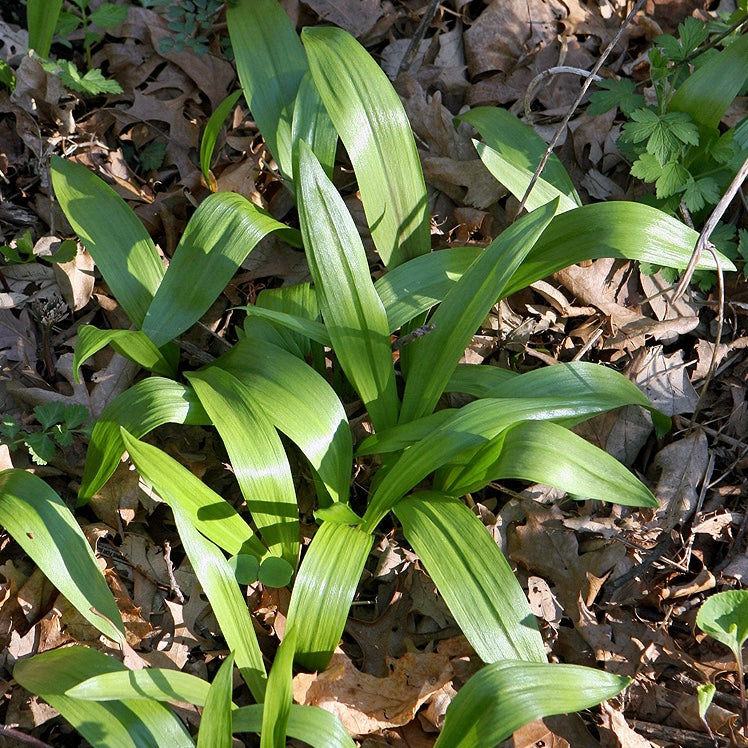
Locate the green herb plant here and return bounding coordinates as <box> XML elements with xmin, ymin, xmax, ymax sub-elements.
<box><xmin>0</xmin><ymin>0</ymin><xmax>738</xmax><ymax>745</ymax></box>
<box><xmin>588</xmin><ymin>10</ymin><xmax>748</xmax><ymax>288</ymax></box>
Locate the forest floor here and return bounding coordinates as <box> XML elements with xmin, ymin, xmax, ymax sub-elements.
<box><xmin>0</xmin><ymin>1</ymin><xmax>747</xmax><ymax>746</ymax></box>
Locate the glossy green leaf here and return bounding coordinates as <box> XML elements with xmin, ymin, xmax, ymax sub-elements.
<box><xmin>302</xmin><ymin>26</ymin><xmax>429</xmax><ymax>268</ymax></box>
<box><xmin>227</xmin><ymin>0</ymin><xmax>307</xmax><ymax>180</ymax></box>
<box><xmin>27</xmin><ymin>0</ymin><xmax>62</xmax><ymax>57</ymax></box>
<box><xmin>215</xmin><ymin>336</ymin><xmax>351</xmax><ymax>505</ymax></box>
<box><xmin>286</xmin><ymin>521</ymin><xmax>373</xmax><ymax>671</ymax></box>
<box><xmin>261</xmin><ymin>628</ymin><xmax>296</xmax><ymax>748</ymax></box>
<box><xmin>457</xmin><ymin>107</ymin><xmax>580</xmax><ymax>206</ymax></box>
<box><xmin>297</xmin><ymin>141</ymin><xmax>399</xmax><ymax>431</ymax></box>
<box><xmin>446</xmin><ymin>363</ymin><xmax>518</xmax><ymax>397</ymax></box>
<box><xmin>395</xmin><ymin>492</ymin><xmax>545</xmax><ymax>663</ymax></box>
<box><xmin>436</xmin><ymin>660</ymin><xmax>628</xmax><ymax>747</ymax></box>
<box><xmin>197</xmin><ymin>653</ymin><xmax>234</xmax><ymax>748</ymax></box>
<box><xmin>400</xmin><ymin>200</ymin><xmax>557</xmax><ymax>422</ymax></box>
<box><xmin>142</xmin><ymin>192</ymin><xmax>298</xmax><ymax>347</ymax></box>
<box><xmin>74</xmin><ymin>325</ymin><xmax>178</xmax><ymax>381</ymax></box>
<box><xmin>696</xmin><ymin>590</ymin><xmax>748</xmax><ymax>659</ymax></box>
<box><xmin>670</xmin><ymin>33</ymin><xmax>748</xmax><ymax>131</ymax></box>
<box><xmin>258</xmin><ymin>556</ymin><xmax>294</xmax><ymax>588</ymax></box>
<box><xmin>51</xmin><ymin>155</ymin><xmax>164</xmax><ymax>327</ymax></box>
<box><xmin>356</xmin><ymin>409</ymin><xmax>456</xmax><ymax>456</ymax></box>
<box><xmin>187</xmin><ymin>368</ymin><xmax>299</xmax><ymax>567</ymax></box>
<box><xmin>230</xmin><ymin>554</ymin><xmax>261</xmax><ymax>585</ymax></box>
<box><xmin>362</xmin><ymin>396</ymin><xmax>630</xmax><ymax>532</ymax></box>
<box><xmin>438</xmin><ymin>420</ymin><xmax>658</xmax><ymax>508</ymax></box>
<box><xmin>0</xmin><ymin>470</ymin><xmax>124</xmax><ymax>643</ymax></box>
<box><xmin>171</xmin><ymin>502</ymin><xmax>267</xmax><ymax>701</ymax></box>
<box><xmin>14</xmin><ymin>647</ymin><xmax>194</xmax><ymax>748</ymax></box>
<box><xmin>233</xmin><ymin>705</ymin><xmax>356</xmax><ymax>748</ymax></box>
<box><xmin>292</xmin><ymin>72</ymin><xmax>337</xmax><ymax>181</ymax></box>
<box><xmin>121</xmin><ymin>429</ymin><xmax>267</xmax><ymax>560</ymax></box>
<box><xmin>200</xmin><ymin>89</ymin><xmax>243</xmax><ymax>189</ymax></box>
<box><xmin>79</xmin><ymin>378</ymin><xmax>210</xmax><ymax>503</ymax></box>
<box><xmin>241</xmin><ymin>306</ymin><xmax>331</xmax><ymax>347</ymax></box>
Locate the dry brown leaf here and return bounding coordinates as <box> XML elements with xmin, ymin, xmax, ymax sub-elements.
<box><xmin>632</xmin><ymin>346</ymin><xmax>699</xmax><ymax>416</ymax></box>
<box><xmin>599</xmin><ymin>703</ymin><xmax>653</xmax><ymax>747</ymax></box>
<box><xmin>53</xmin><ymin>245</ymin><xmax>95</xmax><ymax>312</ymax></box>
<box><xmin>293</xmin><ymin>649</ymin><xmax>452</xmax><ymax>736</ymax></box>
<box><xmin>499</xmin><ymin>719</ymin><xmax>571</xmax><ymax>748</ymax></box>
<box><xmin>305</xmin><ymin>0</ymin><xmax>383</xmax><ymax>38</ymax></box>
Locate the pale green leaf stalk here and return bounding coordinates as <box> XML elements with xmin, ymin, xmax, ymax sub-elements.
<box><xmin>297</xmin><ymin>140</ymin><xmax>399</xmax><ymax>432</ymax></box>
<box><xmin>27</xmin><ymin>0</ymin><xmax>63</xmax><ymax>57</ymax></box>
<box><xmin>302</xmin><ymin>26</ymin><xmax>430</xmax><ymax>268</ymax></box>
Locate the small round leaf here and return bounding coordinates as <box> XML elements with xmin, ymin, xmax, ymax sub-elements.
<box><xmin>696</xmin><ymin>590</ymin><xmax>748</xmax><ymax>658</ymax></box>
<box><xmin>258</xmin><ymin>556</ymin><xmax>294</xmax><ymax>588</ymax></box>
<box><xmin>228</xmin><ymin>554</ymin><xmax>260</xmax><ymax>585</ymax></box>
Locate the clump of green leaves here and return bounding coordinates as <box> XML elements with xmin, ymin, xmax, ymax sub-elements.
<box><xmin>1</xmin><ymin>230</ymin><xmax>77</xmax><ymax>266</ymax></box>
<box><xmin>55</xmin><ymin>0</ymin><xmax>127</xmax><ymax>70</ymax></box>
<box><xmin>1</xmin><ymin>403</ymin><xmax>91</xmax><ymax>465</ymax></box>
<box><xmin>141</xmin><ymin>0</ymin><xmax>232</xmax><ymax>56</ymax></box>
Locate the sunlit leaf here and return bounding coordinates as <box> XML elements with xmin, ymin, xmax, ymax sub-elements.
<box><xmin>197</xmin><ymin>653</ymin><xmax>234</xmax><ymax>748</ymax></box>
<box><xmin>261</xmin><ymin>628</ymin><xmax>296</xmax><ymax>748</ymax></box>
<box><xmin>696</xmin><ymin>590</ymin><xmax>748</xmax><ymax>659</ymax></box>
<box><xmin>200</xmin><ymin>89</ymin><xmax>243</xmax><ymax>190</ymax></box>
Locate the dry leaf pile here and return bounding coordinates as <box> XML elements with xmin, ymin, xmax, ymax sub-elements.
<box><xmin>1</xmin><ymin>0</ymin><xmax>747</xmax><ymax>746</ymax></box>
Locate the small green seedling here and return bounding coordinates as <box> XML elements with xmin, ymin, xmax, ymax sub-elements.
<box><xmin>697</xmin><ymin>683</ymin><xmax>718</xmax><ymax>747</ymax></box>
<box><xmin>696</xmin><ymin>590</ymin><xmax>748</xmax><ymax>736</ymax></box>
<box><xmin>1</xmin><ymin>230</ymin><xmax>77</xmax><ymax>266</ymax></box>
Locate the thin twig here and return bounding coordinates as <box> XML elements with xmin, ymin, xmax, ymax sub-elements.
<box><xmin>0</xmin><ymin>724</ymin><xmax>54</xmax><ymax>748</ymax></box>
<box><xmin>515</xmin><ymin>0</ymin><xmax>646</xmax><ymax>217</ymax></box>
<box><xmin>673</xmin><ymin>154</ymin><xmax>748</xmax><ymax>301</ymax></box>
<box><xmin>397</xmin><ymin>0</ymin><xmax>441</xmax><ymax>77</ymax></box>
<box><xmin>523</xmin><ymin>66</ymin><xmax>603</xmax><ymax>122</ymax></box>
<box><xmin>682</xmin><ymin>13</ymin><xmax>748</xmax><ymax>65</ymax></box>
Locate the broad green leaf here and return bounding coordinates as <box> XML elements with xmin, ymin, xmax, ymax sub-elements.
<box><xmin>171</xmin><ymin>502</ymin><xmax>267</xmax><ymax>700</ymax></box>
<box><xmin>121</xmin><ymin>429</ymin><xmax>267</xmax><ymax>560</ymax></box>
<box><xmin>142</xmin><ymin>192</ymin><xmax>299</xmax><ymax>347</ymax></box>
<box><xmin>457</xmin><ymin>107</ymin><xmax>581</xmax><ymax>209</ymax></box>
<box><xmin>51</xmin><ymin>156</ymin><xmax>164</xmax><ymax>327</ymax></box>
<box><xmin>28</xmin><ymin>0</ymin><xmax>62</xmax><ymax>57</ymax></box>
<box><xmin>292</xmin><ymin>72</ymin><xmax>337</xmax><ymax>181</ymax></box>
<box><xmin>362</xmin><ymin>396</ymin><xmax>633</xmax><ymax>531</ymax></box>
<box><xmin>200</xmin><ymin>89</ymin><xmax>243</xmax><ymax>190</ymax></box>
<box><xmin>241</xmin><ymin>306</ymin><xmax>331</xmax><ymax>348</ymax></box>
<box><xmin>215</xmin><ymin>336</ymin><xmax>351</xmax><ymax>505</ymax></box>
<box><xmin>197</xmin><ymin>653</ymin><xmax>234</xmax><ymax>748</ymax></box>
<box><xmin>436</xmin><ymin>660</ymin><xmax>628</xmax><ymax>747</ymax></box>
<box><xmin>74</xmin><ymin>325</ymin><xmax>178</xmax><ymax>381</ymax></box>
<box><xmin>79</xmin><ymin>378</ymin><xmax>211</xmax><ymax>503</ymax></box>
<box><xmin>400</xmin><ymin>200</ymin><xmax>558</xmax><ymax>422</ymax></box>
<box><xmin>356</xmin><ymin>410</ymin><xmax>456</xmax><ymax>456</ymax></box>
<box><xmin>233</xmin><ymin>705</ymin><xmax>356</xmax><ymax>748</ymax></box>
<box><xmin>14</xmin><ymin>647</ymin><xmax>195</xmax><ymax>748</ymax></box>
<box><xmin>437</xmin><ymin>420</ymin><xmax>658</xmax><ymax>508</ymax></box>
<box><xmin>670</xmin><ymin>32</ymin><xmax>748</xmax><ymax>131</ymax></box>
<box><xmin>227</xmin><ymin>0</ymin><xmax>307</xmax><ymax>180</ymax></box>
<box><xmin>286</xmin><ymin>521</ymin><xmax>373</xmax><ymax>671</ymax></box>
<box><xmin>261</xmin><ymin>628</ymin><xmax>296</xmax><ymax>748</ymax></box>
<box><xmin>474</xmin><ymin>141</ymin><xmax>578</xmax><ymax>213</ymax></box>
<box><xmin>696</xmin><ymin>590</ymin><xmax>748</xmax><ymax>659</ymax></box>
<box><xmin>254</xmin><ymin>282</ymin><xmax>321</xmax><ymax>358</ymax></box>
<box><xmin>446</xmin><ymin>364</ymin><xmax>518</xmax><ymax>396</ymax></box>
<box><xmin>302</xmin><ymin>27</ymin><xmax>429</xmax><ymax>268</ymax></box>
<box><xmin>68</xmin><ymin>669</ymin><xmax>213</xmax><ymax>704</ymax></box>
<box><xmin>297</xmin><ymin>141</ymin><xmax>399</xmax><ymax>431</ymax></box>
<box><xmin>0</xmin><ymin>470</ymin><xmax>124</xmax><ymax>643</ymax></box>
<box><xmin>187</xmin><ymin>368</ymin><xmax>300</xmax><ymax>567</ymax></box>
<box><xmin>395</xmin><ymin>493</ymin><xmax>545</xmax><ymax>663</ymax></box>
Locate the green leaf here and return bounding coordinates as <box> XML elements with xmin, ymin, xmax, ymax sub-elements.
<box><xmin>437</xmin><ymin>420</ymin><xmax>658</xmax><ymax>508</ymax></box>
<box><xmin>227</xmin><ymin>0</ymin><xmax>307</xmax><ymax>181</ymax></box>
<box><xmin>232</xmin><ymin>705</ymin><xmax>356</xmax><ymax>748</ymax></box>
<box><xmin>620</xmin><ymin>107</ymin><xmax>660</xmax><ymax>145</ymax></box>
<box><xmin>286</xmin><ymin>521</ymin><xmax>373</xmax><ymax>671</ymax></box>
<box><xmin>67</xmin><ymin>669</ymin><xmax>213</xmax><ymax>704</ymax></box>
<box><xmin>27</xmin><ymin>0</ymin><xmax>63</xmax><ymax>57</ymax></box>
<box><xmin>395</xmin><ymin>493</ymin><xmax>545</xmax><ymax>663</ymax></box>
<box><xmin>630</xmin><ymin>152</ymin><xmax>664</xmax><ymax>183</ymax></box>
<box><xmin>24</xmin><ymin>432</ymin><xmax>56</xmax><ymax>465</ymax></box>
<box><xmin>303</xmin><ymin>26</ymin><xmax>430</xmax><ymax>268</ymax></box>
<box><xmin>399</xmin><ymin>199</ymin><xmax>558</xmax><ymax>422</ymax></box>
<box><xmin>261</xmin><ymin>628</ymin><xmax>296</xmax><ymax>748</ymax></box>
<box><xmin>696</xmin><ymin>590</ymin><xmax>748</xmax><ymax>660</ymax></box>
<box><xmin>241</xmin><ymin>306</ymin><xmax>331</xmax><ymax>348</ymax></box>
<box><xmin>670</xmin><ymin>32</ymin><xmax>748</xmax><ymax>131</ymax></box>
<box><xmin>138</xmin><ymin>141</ymin><xmax>166</xmax><ymax>172</ymax></box>
<box><xmin>52</xmin><ymin>156</ymin><xmax>164</xmax><ymax>327</ymax></box>
<box><xmin>297</xmin><ymin>141</ymin><xmax>399</xmax><ymax>431</ymax></box>
<box><xmin>200</xmin><ymin>89</ymin><xmax>243</xmax><ymax>189</ymax></box>
<box><xmin>655</xmin><ymin>160</ymin><xmax>690</xmax><ymax>199</ymax></box>
<box><xmin>33</xmin><ymin>401</ymin><xmax>67</xmax><ymax>430</ymax></box>
<box><xmin>0</xmin><ymin>470</ymin><xmax>125</xmax><ymax>643</ymax></box>
<box><xmin>79</xmin><ymin>378</ymin><xmax>211</xmax><ymax>503</ymax></box>
<box><xmin>89</xmin><ymin>3</ymin><xmax>128</xmax><ymax>29</ymax></box>
<box><xmin>14</xmin><ymin>647</ymin><xmax>195</xmax><ymax>748</ymax></box>
<box><xmin>197</xmin><ymin>653</ymin><xmax>234</xmax><ymax>748</ymax></box>
<box><xmin>456</xmin><ymin>107</ymin><xmax>581</xmax><ymax>209</ymax></box>
<box><xmin>229</xmin><ymin>554</ymin><xmax>260</xmax><ymax>585</ymax></box>
<box><xmin>682</xmin><ymin>176</ymin><xmax>720</xmax><ymax>212</ymax></box>
<box><xmin>588</xmin><ymin>78</ymin><xmax>644</xmax><ymax>117</ymax></box>
<box><xmin>121</xmin><ymin>429</ymin><xmax>267</xmax><ymax>560</ymax></box>
<box><xmin>0</xmin><ymin>58</ymin><xmax>15</xmax><ymax>92</ymax></box>
<box><xmin>74</xmin><ymin>325</ymin><xmax>178</xmax><ymax>381</ymax></box>
<box><xmin>292</xmin><ymin>72</ymin><xmax>338</xmax><ymax>181</ymax></box>
<box><xmin>697</xmin><ymin>683</ymin><xmax>715</xmax><ymax>721</ymax></box>
<box><xmin>435</xmin><ymin>660</ymin><xmax>628</xmax><ymax>747</ymax></box>
<box><xmin>187</xmin><ymin>368</ymin><xmax>299</xmax><ymax>567</ymax></box>
<box><xmin>258</xmin><ymin>556</ymin><xmax>294</xmax><ymax>588</ymax></box>
<box><xmin>171</xmin><ymin>502</ymin><xmax>267</xmax><ymax>700</ymax></box>
<box><xmin>446</xmin><ymin>364</ymin><xmax>518</xmax><ymax>398</ymax></box>
<box><xmin>142</xmin><ymin>192</ymin><xmax>297</xmax><ymax>347</ymax></box>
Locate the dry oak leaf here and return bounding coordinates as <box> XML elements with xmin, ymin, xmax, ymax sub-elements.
<box><xmin>293</xmin><ymin>649</ymin><xmax>453</xmax><ymax>736</ymax></box>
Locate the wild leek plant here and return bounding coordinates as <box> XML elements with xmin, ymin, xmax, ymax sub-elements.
<box><xmin>1</xmin><ymin>0</ymin><xmax>737</xmax><ymax>744</ymax></box>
